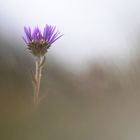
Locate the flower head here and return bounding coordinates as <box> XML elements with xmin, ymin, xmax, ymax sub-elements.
<box><xmin>23</xmin><ymin>24</ymin><xmax>63</xmax><ymax>56</ymax></box>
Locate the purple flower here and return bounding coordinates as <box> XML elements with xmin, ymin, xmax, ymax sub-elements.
<box><xmin>23</xmin><ymin>24</ymin><xmax>63</xmax><ymax>56</ymax></box>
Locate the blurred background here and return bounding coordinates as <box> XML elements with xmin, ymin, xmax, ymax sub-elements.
<box><xmin>1</xmin><ymin>0</ymin><xmax>140</xmax><ymax>139</ymax></box>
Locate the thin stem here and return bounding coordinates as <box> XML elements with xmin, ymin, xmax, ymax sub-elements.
<box><xmin>33</xmin><ymin>56</ymin><xmax>44</xmax><ymax>106</ymax></box>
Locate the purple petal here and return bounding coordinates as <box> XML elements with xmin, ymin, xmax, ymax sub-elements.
<box><xmin>43</xmin><ymin>27</ymin><xmax>47</xmax><ymax>40</ymax></box>
<box><xmin>49</xmin><ymin>34</ymin><xmax>63</xmax><ymax>45</ymax></box>
<box><xmin>49</xmin><ymin>31</ymin><xmax>60</xmax><ymax>42</ymax></box>
<box><xmin>43</xmin><ymin>24</ymin><xmax>51</xmax><ymax>40</ymax></box>
<box><xmin>22</xmin><ymin>36</ymin><xmax>28</xmax><ymax>44</ymax></box>
<box><xmin>36</xmin><ymin>27</ymin><xmax>42</xmax><ymax>39</ymax></box>
<box><xmin>32</xmin><ymin>27</ymin><xmax>43</xmax><ymax>41</ymax></box>
<box><xmin>23</xmin><ymin>24</ymin><xmax>63</xmax><ymax>48</ymax></box>
<box><xmin>24</xmin><ymin>26</ymin><xmax>32</xmax><ymax>42</ymax></box>
<box><xmin>48</xmin><ymin>26</ymin><xmax>56</xmax><ymax>41</ymax></box>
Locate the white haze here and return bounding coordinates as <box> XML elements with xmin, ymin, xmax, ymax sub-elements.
<box><xmin>0</xmin><ymin>0</ymin><xmax>140</xmax><ymax>72</ymax></box>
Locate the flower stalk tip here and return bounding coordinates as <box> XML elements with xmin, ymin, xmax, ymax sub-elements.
<box><xmin>23</xmin><ymin>24</ymin><xmax>63</xmax><ymax>56</ymax></box>
<box><xmin>23</xmin><ymin>24</ymin><xmax>63</xmax><ymax>106</ymax></box>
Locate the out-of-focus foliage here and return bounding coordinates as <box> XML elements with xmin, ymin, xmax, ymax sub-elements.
<box><xmin>1</xmin><ymin>35</ymin><xmax>140</xmax><ymax>140</ymax></box>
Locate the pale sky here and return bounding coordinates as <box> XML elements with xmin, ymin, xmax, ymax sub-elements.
<box><xmin>0</xmin><ymin>0</ymin><xmax>140</xmax><ymax>72</ymax></box>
